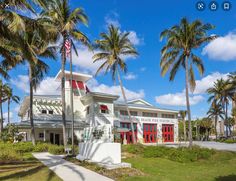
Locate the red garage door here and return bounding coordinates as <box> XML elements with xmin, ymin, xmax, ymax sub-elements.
<box><xmin>162</xmin><ymin>124</ymin><xmax>174</xmax><ymax>142</ymax></box>
<box><xmin>143</xmin><ymin>124</ymin><xmax>157</xmax><ymax>143</ymax></box>
<box><xmin>120</xmin><ymin>122</ymin><xmax>137</xmax><ymax>144</ymax></box>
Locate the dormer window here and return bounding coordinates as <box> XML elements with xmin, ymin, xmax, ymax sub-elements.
<box><xmin>100</xmin><ymin>105</ymin><xmax>109</xmax><ymax>114</ymax></box>
<box><xmin>41</xmin><ymin>110</ymin><xmax>47</xmax><ymax>114</ymax></box>
<box><xmin>49</xmin><ymin>110</ymin><xmax>53</xmax><ymax>115</ymax></box>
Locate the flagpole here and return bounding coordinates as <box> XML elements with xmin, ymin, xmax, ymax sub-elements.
<box><xmin>69</xmin><ymin>38</ymin><xmax>75</xmax><ymax>156</ymax></box>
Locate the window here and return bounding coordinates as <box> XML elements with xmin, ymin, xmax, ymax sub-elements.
<box><xmin>162</xmin><ymin>114</ymin><xmax>175</xmax><ymax>119</ymax></box>
<box><xmin>142</xmin><ymin>112</ymin><xmax>157</xmax><ymax>117</ymax></box>
<box><xmin>41</xmin><ymin>110</ymin><xmax>47</xmax><ymax>114</ymax></box>
<box><xmin>39</xmin><ymin>133</ymin><xmax>44</xmax><ymax>138</ymax></box>
<box><xmin>100</xmin><ymin>105</ymin><xmax>109</xmax><ymax>114</ymax></box>
<box><xmin>48</xmin><ymin>110</ymin><xmax>53</xmax><ymax>115</ymax></box>
<box><xmin>120</xmin><ymin>110</ymin><xmax>137</xmax><ymax>116</ymax></box>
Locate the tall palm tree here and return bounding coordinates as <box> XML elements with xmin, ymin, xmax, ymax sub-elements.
<box><xmin>42</xmin><ymin>0</ymin><xmax>89</xmax><ymax>147</ymax></box>
<box><xmin>4</xmin><ymin>86</ymin><xmax>20</xmax><ymax>124</ymax></box>
<box><xmin>0</xmin><ymin>81</ymin><xmax>9</xmax><ymax>133</ymax></box>
<box><xmin>160</xmin><ymin>18</ymin><xmax>216</xmax><ymax>147</ymax></box>
<box><xmin>179</xmin><ymin>110</ymin><xmax>187</xmax><ymax>141</ymax></box>
<box><xmin>93</xmin><ymin>25</ymin><xmax>138</xmax><ymax>143</ymax></box>
<box><xmin>207</xmin><ymin>78</ymin><xmax>234</xmax><ymax>137</ymax></box>
<box><xmin>207</xmin><ymin>101</ymin><xmax>224</xmax><ymax>140</ymax></box>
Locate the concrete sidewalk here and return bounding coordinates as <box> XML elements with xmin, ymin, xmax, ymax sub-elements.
<box><xmin>33</xmin><ymin>152</ymin><xmax>113</xmax><ymax>181</ymax></box>
<box><xmin>194</xmin><ymin>141</ymin><xmax>236</xmax><ymax>152</ymax></box>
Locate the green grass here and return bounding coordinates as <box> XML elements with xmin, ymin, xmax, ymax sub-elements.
<box><xmin>122</xmin><ymin>151</ymin><xmax>236</xmax><ymax>181</ymax></box>
<box><xmin>0</xmin><ymin>153</ymin><xmax>62</xmax><ymax>181</ymax></box>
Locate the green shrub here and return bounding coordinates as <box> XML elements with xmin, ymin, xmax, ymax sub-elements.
<box><xmin>122</xmin><ymin>144</ymin><xmax>144</xmax><ymax>154</ymax></box>
<box><xmin>224</xmin><ymin>139</ymin><xmax>236</xmax><ymax>144</ymax></box>
<box><xmin>0</xmin><ymin>148</ymin><xmax>22</xmax><ymax>163</ymax></box>
<box><xmin>48</xmin><ymin>145</ymin><xmax>64</xmax><ymax>155</ymax></box>
<box><xmin>13</xmin><ymin>142</ymin><xmax>34</xmax><ymax>153</ymax></box>
<box><xmin>33</xmin><ymin>143</ymin><xmax>50</xmax><ymax>152</ymax></box>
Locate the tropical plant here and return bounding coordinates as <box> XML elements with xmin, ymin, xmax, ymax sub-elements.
<box><xmin>199</xmin><ymin>117</ymin><xmax>213</xmax><ymax>141</ymax></box>
<box><xmin>42</xmin><ymin>0</ymin><xmax>89</xmax><ymax>148</ymax></box>
<box><xmin>0</xmin><ymin>81</ymin><xmax>9</xmax><ymax>133</ymax></box>
<box><xmin>160</xmin><ymin>18</ymin><xmax>216</xmax><ymax>147</ymax></box>
<box><xmin>93</xmin><ymin>25</ymin><xmax>138</xmax><ymax>143</ymax></box>
<box><xmin>5</xmin><ymin>86</ymin><xmax>20</xmax><ymax>124</ymax></box>
<box><xmin>207</xmin><ymin>78</ymin><xmax>234</xmax><ymax>137</ymax></box>
<box><xmin>207</xmin><ymin>101</ymin><xmax>224</xmax><ymax>140</ymax></box>
<box><xmin>179</xmin><ymin>110</ymin><xmax>187</xmax><ymax>141</ymax></box>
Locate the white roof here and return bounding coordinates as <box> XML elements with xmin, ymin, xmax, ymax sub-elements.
<box><xmin>55</xmin><ymin>70</ymin><xmax>92</xmax><ymax>82</ymax></box>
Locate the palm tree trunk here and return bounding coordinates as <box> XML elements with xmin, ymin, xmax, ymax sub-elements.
<box><xmin>183</xmin><ymin>119</ymin><xmax>186</xmax><ymax>141</ymax></box>
<box><xmin>117</xmin><ymin>70</ymin><xmax>136</xmax><ymax>143</ymax></box>
<box><xmin>7</xmin><ymin>98</ymin><xmax>10</xmax><ymax>124</ymax></box>
<box><xmin>185</xmin><ymin>56</ymin><xmax>192</xmax><ymax>148</ymax></box>
<box><xmin>0</xmin><ymin>80</ymin><xmax>3</xmax><ymax>133</ymax></box>
<box><xmin>225</xmin><ymin>102</ymin><xmax>228</xmax><ymax>137</ymax></box>
<box><xmin>29</xmin><ymin>65</ymin><xmax>36</xmax><ymax>146</ymax></box>
<box><xmin>61</xmin><ymin>37</ymin><xmax>67</xmax><ymax>147</ymax></box>
<box><xmin>215</xmin><ymin>116</ymin><xmax>218</xmax><ymax>140</ymax></box>
<box><xmin>69</xmin><ymin>40</ymin><xmax>75</xmax><ymax>155</ymax></box>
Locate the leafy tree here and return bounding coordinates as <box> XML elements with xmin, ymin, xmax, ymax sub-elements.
<box><xmin>160</xmin><ymin>18</ymin><xmax>216</xmax><ymax>147</ymax></box>
<box><xmin>93</xmin><ymin>25</ymin><xmax>138</xmax><ymax>143</ymax></box>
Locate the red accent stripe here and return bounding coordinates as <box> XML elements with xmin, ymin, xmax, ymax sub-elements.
<box><xmin>77</xmin><ymin>81</ymin><xmax>85</xmax><ymax>90</ymax></box>
<box><xmin>100</xmin><ymin>105</ymin><xmax>108</xmax><ymax>110</ymax></box>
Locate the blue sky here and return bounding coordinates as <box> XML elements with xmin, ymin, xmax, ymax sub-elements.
<box><xmin>4</xmin><ymin>0</ymin><xmax>236</xmax><ymax>122</ymax></box>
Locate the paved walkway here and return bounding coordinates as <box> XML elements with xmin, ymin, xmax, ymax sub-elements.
<box><xmin>33</xmin><ymin>152</ymin><xmax>113</xmax><ymax>181</ymax></box>
<box><xmin>194</xmin><ymin>141</ymin><xmax>236</xmax><ymax>152</ymax></box>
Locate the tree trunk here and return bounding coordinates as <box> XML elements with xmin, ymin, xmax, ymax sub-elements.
<box><xmin>69</xmin><ymin>40</ymin><xmax>75</xmax><ymax>155</ymax></box>
<box><xmin>61</xmin><ymin>37</ymin><xmax>67</xmax><ymax>148</ymax></box>
<box><xmin>117</xmin><ymin>70</ymin><xmax>136</xmax><ymax>143</ymax></box>
<box><xmin>29</xmin><ymin>65</ymin><xmax>36</xmax><ymax>146</ymax></box>
<box><xmin>184</xmin><ymin>56</ymin><xmax>192</xmax><ymax>148</ymax></box>
<box><xmin>183</xmin><ymin>118</ymin><xmax>186</xmax><ymax>141</ymax></box>
<box><xmin>0</xmin><ymin>80</ymin><xmax>3</xmax><ymax>133</ymax></box>
<box><xmin>7</xmin><ymin>98</ymin><xmax>10</xmax><ymax>124</ymax></box>
<box><xmin>225</xmin><ymin>102</ymin><xmax>228</xmax><ymax>137</ymax></box>
<box><xmin>215</xmin><ymin>115</ymin><xmax>218</xmax><ymax>141</ymax></box>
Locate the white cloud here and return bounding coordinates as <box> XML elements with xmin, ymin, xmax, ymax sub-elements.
<box><xmin>87</xmin><ymin>78</ymin><xmax>145</xmax><ymax>101</ymax></box>
<box><xmin>123</xmin><ymin>72</ymin><xmax>137</xmax><ymax>80</ymax></box>
<box><xmin>11</xmin><ymin>75</ymin><xmax>29</xmax><ymax>93</ymax></box>
<box><xmin>127</xmin><ymin>31</ymin><xmax>143</xmax><ymax>46</ymax></box>
<box><xmin>155</xmin><ymin>72</ymin><xmax>228</xmax><ymax>106</ymax></box>
<box><xmin>72</xmin><ymin>46</ymin><xmax>103</xmax><ymax>74</ymax></box>
<box><xmin>202</xmin><ymin>32</ymin><xmax>236</xmax><ymax>61</ymax></box>
<box><xmin>105</xmin><ymin>12</ymin><xmax>121</xmax><ymax>28</ymax></box>
<box><xmin>11</xmin><ymin>75</ymin><xmax>60</xmax><ymax>95</ymax></box>
<box><xmin>193</xmin><ymin>72</ymin><xmax>228</xmax><ymax>94</ymax></box>
<box><xmin>34</xmin><ymin>77</ymin><xmax>60</xmax><ymax>95</ymax></box>
<box><xmin>3</xmin><ymin>112</ymin><xmax>13</xmax><ymax>119</ymax></box>
<box><xmin>155</xmin><ymin>92</ymin><xmax>204</xmax><ymax>106</ymax></box>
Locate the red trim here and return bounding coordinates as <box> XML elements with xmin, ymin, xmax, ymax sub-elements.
<box><xmin>120</xmin><ymin>122</ymin><xmax>137</xmax><ymax>144</ymax></box>
<box><xmin>100</xmin><ymin>105</ymin><xmax>108</xmax><ymax>110</ymax></box>
<box><xmin>77</xmin><ymin>81</ymin><xmax>85</xmax><ymax>90</ymax></box>
<box><xmin>162</xmin><ymin>124</ymin><xmax>174</xmax><ymax>142</ymax></box>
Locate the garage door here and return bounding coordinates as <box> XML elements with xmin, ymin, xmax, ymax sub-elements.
<box><xmin>143</xmin><ymin>124</ymin><xmax>157</xmax><ymax>143</ymax></box>
<box><xmin>162</xmin><ymin>124</ymin><xmax>174</xmax><ymax>142</ymax></box>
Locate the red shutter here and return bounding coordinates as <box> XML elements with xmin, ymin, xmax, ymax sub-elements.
<box><xmin>70</xmin><ymin>80</ymin><xmax>77</xmax><ymax>89</ymax></box>
<box><xmin>77</xmin><ymin>81</ymin><xmax>85</xmax><ymax>90</ymax></box>
<box><xmin>100</xmin><ymin>105</ymin><xmax>108</xmax><ymax>110</ymax></box>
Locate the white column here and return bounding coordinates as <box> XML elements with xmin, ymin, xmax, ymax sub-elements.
<box><xmin>44</xmin><ymin>129</ymin><xmax>46</xmax><ymax>142</ymax></box>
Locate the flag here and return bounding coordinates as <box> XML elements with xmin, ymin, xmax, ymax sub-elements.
<box><xmin>64</xmin><ymin>38</ymin><xmax>71</xmax><ymax>57</ymax></box>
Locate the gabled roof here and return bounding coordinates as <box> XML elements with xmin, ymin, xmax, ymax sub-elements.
<box><xmin>127</xmin><ymin>99</ymin><xmax>153</xmax><ymax>106</ymax></box>
<box><xmin>81</xmin><ymin>92</ymin><xmax>119</xmax><ymax>101</ymax></box>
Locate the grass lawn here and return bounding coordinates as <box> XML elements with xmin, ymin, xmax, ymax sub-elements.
<box><xmin>0</xmin><ymin>153</ymin><xmax>62</xmax><ymax>181</ymax></box>
<box><xmin>123</xmin><ymin>151</ymin><xmax>236</xmax><ymax>181</ymax></box>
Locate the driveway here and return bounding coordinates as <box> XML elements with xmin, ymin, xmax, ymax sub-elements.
<box><xmin>193</xmin><ymin>141</ymin><xmax>236</xmax><ymax>152</ymax></box>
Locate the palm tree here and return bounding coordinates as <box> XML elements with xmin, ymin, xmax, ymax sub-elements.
<box><xmin>160</xmin><ymin>18</ymin><xmax>216</xmax><ymax>147</ymax></box>
<box><xmin>4</xmin><ymin>86</ymin><xmax>20</xmax><ymax>124</ymax></box>
<box><xmin>93</xmin><ymin>25</ymin><xmax>138</xmax><ymax>143</ymax></box>
<box><xmin>179</xmin><ymin>110</ymin><xmax>187</xmax><ymax>141</ymax></box>
<box><xmin>42</xmin><ymin>0</ymin><xmax>89</xmax><ymax>147</ymax></box>
<box><xmin>207</xmin><ymin>79</ymin><xmax>234</xmax><ymax>137</ymax></box>
<box><xmin>0</xmin><ymin>81</ymin><xmax>9</xmax><ymax>133</ymax></box>
<box><xmin>199</xmin><ymin>117</ymin><xmax>213</xmax><ymax>141</ymax></box>
<box><xmin>207</xmin><ymin>101</ymin><xmax>224</xmax><ymax>140</ymax></box>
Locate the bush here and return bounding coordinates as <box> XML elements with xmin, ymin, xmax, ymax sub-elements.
<box><xmin>123</xmin><ymin>144</ymin><xmax>215</xmax><ymax>163</ymax></box>
<box><xmin>13</xmin><ymin>142</ymin><xmax>34</xmax><ymax>153</ymax></box>
<box><xmin>48</xmin><ymin>145</ymin><xmax>65</xmax><ymax>155</ymax></box>
<box><xmin>0</xmin><ymin>148</ymin><xmax>22</xmax><ymax>163</ymax></box>
<box><xmin>33</xmin><ymin>143</ymin><xmax>50</xmax><ymax>152</ymax></box>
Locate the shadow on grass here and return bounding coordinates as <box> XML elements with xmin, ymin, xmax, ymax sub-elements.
<box><xmin>0</xmin><ymin>165</ymin><xmax>44</xmax><ymax>180</ymax></box>
<box><xmin>215</xmin><ymin>175</ymin><xmax>236</xmax><ymax>181</ymax></box>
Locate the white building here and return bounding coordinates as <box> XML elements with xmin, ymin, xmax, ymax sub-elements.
<box><xmin>18</xmin><ymin>70</ymin><xmax>179</xmax><ymax>144</ymax></box>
